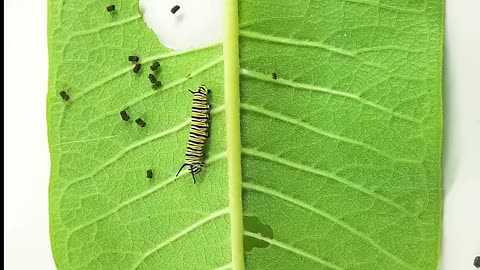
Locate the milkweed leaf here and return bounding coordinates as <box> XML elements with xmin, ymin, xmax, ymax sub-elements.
<box><xmin>47</xmin><ymin>0</ymin><xmax>443</xmax><ymax>269</ymax></box>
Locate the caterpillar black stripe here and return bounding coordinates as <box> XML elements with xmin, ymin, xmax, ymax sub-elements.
<box><xmin>176</xmin><ymin>85</ymin><xmax>211</xmax><ymax>183</ymax></box>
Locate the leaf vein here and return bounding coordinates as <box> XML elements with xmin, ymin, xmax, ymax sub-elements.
<box><xmin>59</xmin><ymin>15</ymin><xmax>143</xmax><ymax>58</ymax></box>
<box><xmin>353</xmin><ymin>46</ymin><xmax>426</xmax><ymax>54</ymax></box>
<box><xmin>240</xmin><ymin>30</ymin><xmax>355</xmax><ymax>56</ymax></box>
<box><xmin>241</xmin><ymin>103</ymin><xmax>422</xmax><ymax>163</ymax></box>
<box><xmin>344</xmin><ymin>0</ymin><xmax>427</xmax><ymax>14</ymax></box>
<box><xmin>240</xmin><ymin>68</ymin><xmax>421</xmax><ymax>124</ymax></box>
<box><xmin>68</xmin><ymin>15</ymin><xmax>142</xmax><ymax>40</ymax></box>
<box><xmin>69</xmin><ymin>46</ymin><xmax>222</xmax><ymax>103</ymax></box>
<box><xmin>244</xmin><ymin>231</ymin><xmax>344</xmax><ymax>270</ymax></box>
<box><xmin>212</xmin><ymin>263</ymin><xmax>232</xmax><ymax>270</ymax></box>
<box><xmin>65</xmin><ymin>153</ymin><xmax>228</xmax><ymax>247</ymax></box>
<box><xmin>242</xmin><ymin>183</ymin><xmax>418</xmax><ymax>270</ymax></box>
<box><xmin>131</xmin><ymin>208</ymin><xmax>230</xmax><ymax>270</ymax></box>
<box><xmin>240</xmin><ymin>31</ymin><xmax>430</xmax><ymax>81</ymax></box>
<box><xmin>55</xmin><ymin>135</ymin><xmax>120</xmax><ymax>146</ymax></box>
<box><xmin>242</xmin><ymin>148</ymin><xmax>415</xmax><ymax>216</ymax></box>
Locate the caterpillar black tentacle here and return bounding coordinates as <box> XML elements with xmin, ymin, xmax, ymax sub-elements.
<box><xmin>177</xmin><ymin>85</ymin><xmax>210</xmax><ymax>184</ymax></box>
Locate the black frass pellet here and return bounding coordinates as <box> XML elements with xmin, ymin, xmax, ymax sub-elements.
<box><xmin>133</xmin><ymin>63</ymin><xmax>142</xmax><ymax>73</ymax></box>
<box><xmin>474</xmin><ymin>256</ymin><xmax>480</xmax><ymax>268</ymax></box>
<box><xmin>146</xmin><ymin>169</ymin><xmax>153</xmax><ymax>179</ymax></box>
<box><xmin>150</xmin><ymin>61</ymin><xmax>160</xmax><ymax>71</ymax></box>
<box><xmin>60</xmin><ymin>90</ymin><xmax>70</xmax><ymax>101</ymax></box>
<box><xmin>148</xmin><ymin>74</ymin><xmax>157</xmax><ymax>84</ymax></box>
<box><xmin>128</xmin><ymin>55</ymin><xmax>139</xmax><ymax>62</ymax></box>
<box><xmin>106</xmin><ymin>5</ymin><xmax>115</xmax><ymax>12</ymax></box>
<box><xmin>171</xmin><ymin>5</ymin><xmax>180</xmax><ymax>14</ymax></box>
<box><xmin>135</xmin><ymin>118</ymin><xmax>146</xmax><ymax>127</ymax></box>
<box><xmin>120</xmin><ymin>110</ymin><xmax>130</xmax><ymax>121</ymax></box>
<box><xmin>152</xmin><ymin>81</ymin><xmax>162</xmax><ymax>90</ymax></box>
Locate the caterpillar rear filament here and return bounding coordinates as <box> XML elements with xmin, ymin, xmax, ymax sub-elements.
<box><xmin>176</xmin><ymin>85</ymin><xmax>211</xmax><ymax>183</ymax></box>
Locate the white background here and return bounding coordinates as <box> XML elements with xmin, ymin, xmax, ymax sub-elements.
<box><xmin>4</xmin><ymin>0</ymin><xmax>480</xmax><ymax>269</ymax></box>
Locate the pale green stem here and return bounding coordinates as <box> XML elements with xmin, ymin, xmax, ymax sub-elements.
<box><xmin>223</xmin><ymin>0</ymin><xmax>245</xmax><ymax>269</ymax></box>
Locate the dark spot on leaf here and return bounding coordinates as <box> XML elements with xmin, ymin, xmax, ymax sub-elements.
<box><xmin>243</xmin><ymin>215</ymin><xmax>273</xmax><ymax>252</ymax></box>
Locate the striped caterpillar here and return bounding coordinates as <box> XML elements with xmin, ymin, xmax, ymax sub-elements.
<box><xmin>176</xmin><ymin>85</ymin><xmax>211</xmax><ymax>183</ymax></box>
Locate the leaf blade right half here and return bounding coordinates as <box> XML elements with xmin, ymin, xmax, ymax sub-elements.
<box><xmin>238</xmin><ymin>0</ymin><xmax>443</xmax><ymax>269</ymax></box>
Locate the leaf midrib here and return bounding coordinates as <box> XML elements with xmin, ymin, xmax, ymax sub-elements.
<box><xmin>224</xmin><ymin>0</ymin><xmax>245</xmax><ymax>269</ymax></box>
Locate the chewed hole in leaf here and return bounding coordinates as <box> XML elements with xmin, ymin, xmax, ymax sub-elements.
<box><xmin>243</xmin><ymin>215</ymin><xmax>274</xmax><ymax>252</ymax></box>
<box><xmin>139</xmin><ymin>0</ymin><xmax>223</xmax><ymax>50</ymax></box>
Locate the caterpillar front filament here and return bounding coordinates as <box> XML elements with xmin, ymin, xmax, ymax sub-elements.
<box><xmin>176</xmin><ymin>85</ymin><xmax>211</xmax><ymax>183</ymax></box>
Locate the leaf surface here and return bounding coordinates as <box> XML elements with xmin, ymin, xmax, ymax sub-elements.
<box><xmin>47</xmin><ymin>0</ymin><xmax>443</xmax><ymax>269</ymax></box>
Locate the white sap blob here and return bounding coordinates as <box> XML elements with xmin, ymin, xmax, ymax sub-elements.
<box><xmin>139</xmin><ymin>0</ymin><xmax>224</xmax><ymax>51</ymax></box>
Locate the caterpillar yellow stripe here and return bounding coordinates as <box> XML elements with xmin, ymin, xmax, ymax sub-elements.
<box><xmin>176</xmin><ymin>85</ymin><xmax>211</xmax><ymax>183</ymax></box>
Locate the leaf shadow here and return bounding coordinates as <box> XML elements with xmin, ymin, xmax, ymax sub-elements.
<box><xmin>442</xmin><ymin>45</ymin><xmax>458</xmax><ymax>196</ymax></box>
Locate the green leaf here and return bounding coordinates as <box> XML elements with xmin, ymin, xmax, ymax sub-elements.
<box><xmin>47</xmin><ymin>0</ymin><xmax>443</xmax><ymax>269</ymax></box>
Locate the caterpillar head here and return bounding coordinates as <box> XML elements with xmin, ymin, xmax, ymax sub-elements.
<box><xmin>198</xmin><ymin>85</ymin><xmax>210</xmax><ymax>95</ymax></box>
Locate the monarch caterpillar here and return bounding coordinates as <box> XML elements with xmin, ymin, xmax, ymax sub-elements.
<box><xmin>176</xmin><ymin>85</ymin><xmax>211</xmax><ymax>183</ymax></box>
